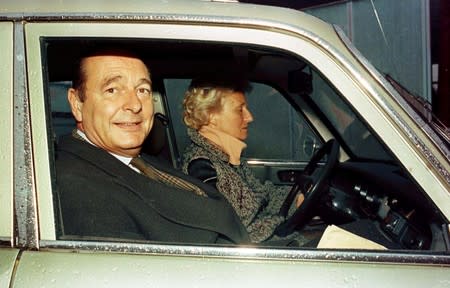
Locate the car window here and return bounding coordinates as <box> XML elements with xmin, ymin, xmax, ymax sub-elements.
<box><xmin>165</xmin><ymin>79</ymin><xmax>321</xmax><ymax>166</ymax></box>
<box><xmin>43</xmin><ymin>37</ymin><xmax>436</xmax><ymax>248</ymax></box>
<box><xmin>0</xmin><ymin>22</ymin><xmax>13</xmax><ymax>242</ymax></box>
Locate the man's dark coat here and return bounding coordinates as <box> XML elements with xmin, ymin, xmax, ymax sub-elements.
<box><xmin>55</xmin><ymin>135</ymin><xmax>250</xmax><ymax>244</ymax></box>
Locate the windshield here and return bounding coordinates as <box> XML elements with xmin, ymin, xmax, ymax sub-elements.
<box><xmin>334</xmin><ymin>25</ymin><xmax>450</xmax><ymax>156</ymax></box>
<box><xmin>307</xmin><ymin>69</ymin><xmax>393</xmax><ymax>162</ymax></box>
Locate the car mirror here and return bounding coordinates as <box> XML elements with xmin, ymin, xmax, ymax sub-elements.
<box><xmin>288</xmin><ymin>69</ymin><xmax>313</xmax><ymax>95</ymax></box>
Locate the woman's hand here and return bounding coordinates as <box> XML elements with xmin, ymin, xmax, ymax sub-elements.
<box><xmin>295</xmin><ymin>193</ymin><xmax>305</xmax><ymax>208</ymax></box>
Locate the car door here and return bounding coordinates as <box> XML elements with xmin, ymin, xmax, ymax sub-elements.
<box><xmin>11</xmin><ymin>7</ymin><xmax>450</xmax><ymax>287</ymax></box>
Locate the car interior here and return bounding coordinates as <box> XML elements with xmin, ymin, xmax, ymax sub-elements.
<box><xmin>44</xmin><ymin>38</ymin><xmax>448</xmax><ymax>250</ymax></box>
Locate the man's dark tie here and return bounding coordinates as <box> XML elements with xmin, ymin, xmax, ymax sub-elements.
<box><xmin>130</xmin><ymin>156</ymin><xmax>207</xmax><ymax>197</ymax></box>
<box><xmin>72</xmin><ymin>129</ymin><xmax>206</xmax><ymax>197</ymax></box>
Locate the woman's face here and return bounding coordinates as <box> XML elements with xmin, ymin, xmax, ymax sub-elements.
<box><xmin>209</xmin><ymin>91</ymin><xmax>253</xmax><ymax>140</ymax></box>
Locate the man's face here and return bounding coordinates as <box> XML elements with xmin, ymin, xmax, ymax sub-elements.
<box><xmin>69</xmin><ymin>55</ymin><xmax>154</xmax><ymax>157</ymax></box>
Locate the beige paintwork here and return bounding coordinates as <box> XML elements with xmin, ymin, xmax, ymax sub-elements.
<box><xmin>0</xmin><ymin>22</ymin><xmax>13</xmax><ymax>241</ymax></box>
<box><xmin>0</xmin><ymin>249</ymin><xmax>19</xmax><ymax>288</ymax></box>
<box><xmin>10</xmin><ymin>250</ymin><xmax>450</xmax><ymax>288</ymax></box>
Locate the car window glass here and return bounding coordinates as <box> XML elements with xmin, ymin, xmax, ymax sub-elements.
<box><xmin>244</xmin><ymin>82</ymin><xmax>320</xmax><ymax>161</ymax></box>
<box><xmin>41</xmin><ymin>36</ymin><xmax>443</xmax><ymax>252</ymax></box>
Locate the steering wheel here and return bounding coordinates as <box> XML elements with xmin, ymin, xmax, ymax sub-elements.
<box><xmin>275</xmin><ymin>139</ymin><xmax>340</xmax><ymax>237</ymax></box>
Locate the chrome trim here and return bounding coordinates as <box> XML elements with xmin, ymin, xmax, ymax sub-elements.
<box><xmin>13</xmin><ymin>23</ymin><xmax>39</xmax><ymax>249</ymax></box>
<box><xmin>40</xmin><ymin>240</ymin><xmax>450</xmax><ymax>266</ymax></box>
<box><xmin>0</xmin><ymin>12</ymin><xmax>274</xmax><ymax>23</ymax></box>
<box><xmin>334</xmin><ymin>25</ymin><xmax>450</xmax><ymax>186</ymax></box>
<box><xmin>246</xmin><ymin>159</ymin><xmax>305</xmax><ymax>166</ymax></box>
<box><xmin>0</xmin><ymin>12</ymin><xmax>314</xmax><ymax>45</ymax></box>
<box><xmin>246</xmin><ymin>160</ymin><xmax>323</xmax><ymax>167</ymax></box>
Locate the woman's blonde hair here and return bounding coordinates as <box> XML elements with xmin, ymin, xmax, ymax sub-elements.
<box><xmin>183</xmin><ymin>77</ymin><xmax>248</xmax><ymax>130</ymax></box>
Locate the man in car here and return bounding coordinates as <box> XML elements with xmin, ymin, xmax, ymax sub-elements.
<box><xmin>55</xmin><ymin>48</ymin><xmax>250</xmax><ymax>244</ymax></box>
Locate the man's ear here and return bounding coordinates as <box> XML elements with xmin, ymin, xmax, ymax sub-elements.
<box><xmin>68</xmin><ymin>88</ymin><xmax>83</xmax><ymax>122</ymax></box>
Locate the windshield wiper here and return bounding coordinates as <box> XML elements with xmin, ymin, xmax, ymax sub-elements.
<box><xmin>385</xmin><ymin>74</ymin><xmax>450</xmax><ymax>147</ymax></box>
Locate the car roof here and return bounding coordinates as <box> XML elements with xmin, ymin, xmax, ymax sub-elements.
<box><xmin>0</xmin><ymin>0</ymin><xmax>337</xmax><ymax>43</ymax></box>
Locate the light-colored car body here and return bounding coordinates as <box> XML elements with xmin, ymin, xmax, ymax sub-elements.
<box><xmin>1</xmin><ymin>0</ymin><xmax>450</xmax><ymax>287</ymax></box>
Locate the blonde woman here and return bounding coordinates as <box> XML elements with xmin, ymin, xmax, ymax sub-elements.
<box><xmin>182</xmin><ymin>78</ymin><xmax>304</xmax><ymax>244</ymax></box>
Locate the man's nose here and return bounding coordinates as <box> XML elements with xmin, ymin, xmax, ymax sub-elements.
<box><xmin>123</xmin><ymin>90</ymin><xmax>142</xmax><ymax>113</ymax></box>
